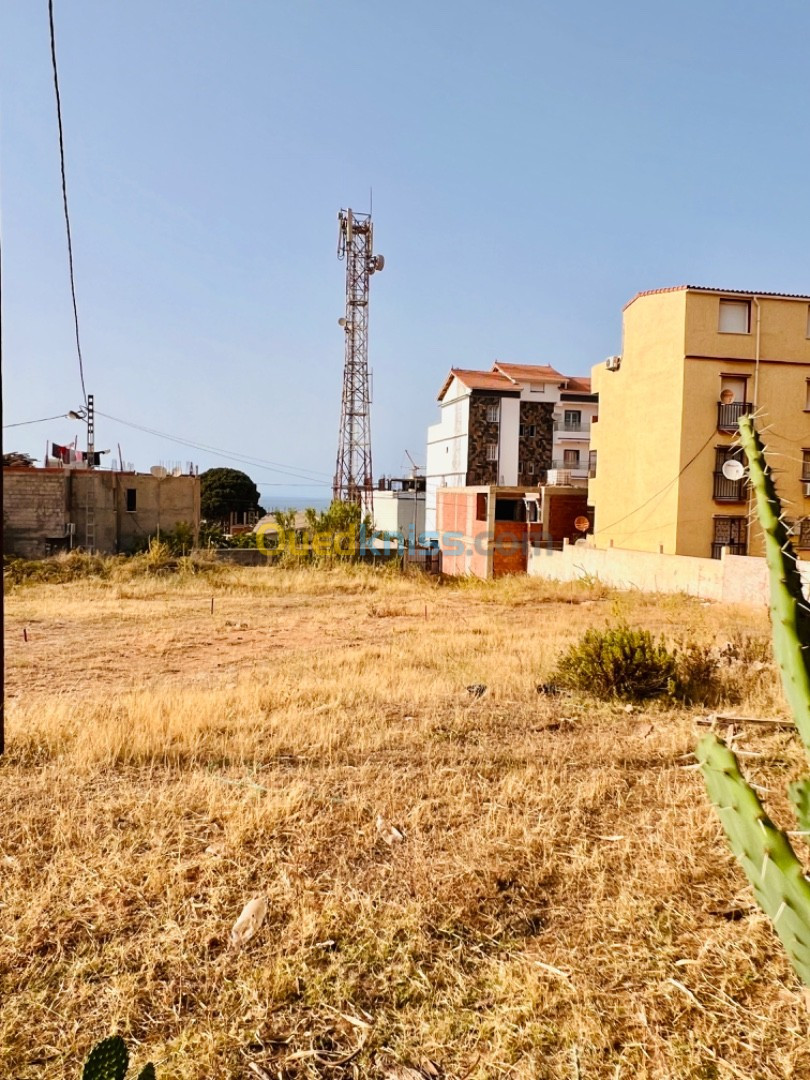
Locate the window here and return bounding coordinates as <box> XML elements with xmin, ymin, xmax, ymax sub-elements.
<box><xmin>803</xmin><ymin>449</ymin><xmax>810</xmax><ymax>482</ymax></box>
<box><xmin>486</xmin><ymin>443</ymin><xmax>498</xmax><ymax>462</ymax></box>
<box><xmin>475</xmin><ymin>493</ymin><xmax>488</xmax><ymax>521</ymax></box>
<box><xmin>712</xmin><ymin>516</ymin><xmax>747</xmax><ymax>558</ymax></box>
<box><xmin>718</xmin><ymin>299</ymin><xmax>750</xmax><ymax>334</ymax></box>
<box><xmin>486</xmin><ymin>404</ymin><xmax>500</xmax><ymax>423</ymax></box>
<box><xmin>126</xmin><ymin>488</ymin><xmax>137</xmax><ymax>512</ymax></box>
<box><xmin>528</xmin><ymin>383</ymin><xmax>545</xmax><ymax>394</ymax></box>
<box><xmin>526</xmin><ymin>462</ymin><xmax>535</xmax><ymax>475</ymax></box>
<box><xmin>563</xmin><ymin>449</ymin><xmax>580</xmax><ymax>466</ymax></box>
<box><xmin>806</xmin><ymin>305</ymin><xmax>810</xmax><ymax>339</ymax></box>
<box><xmin>719</xmin><ymin>375</ymin><xmax>747</xmax><ymax>403</ymax></box>
<box><xmin>805</xmin><ymin>381</ymin><xmax>810</xmax><ymax>411</ymax></box>
<box><xmin>717</xmin><ymin>375</ymin><xmax>752</xmax><ymax>431</ymax></box>
<box><xmin>713</xmin><ymin>445</ymin><xmax>746</xmax><ymax>501</ymax></box>
<box><xmin>519</xmin><ymin>423</ymin><xmax>536</xmax><ymax>437</ymax></box>
<box><xmin>800</xmin><ymin>519</ymin><xmax>810</xmax><ymax>548</ymax></box>
<box><xmin>564</xmin><ymin>410</ymin><xmax>582</xmax><ymax>428</ymax></box>
<box><xmin>588</xmin><ymin>449</ymin><xmax>597</xmax><ymax>478</ymax></box>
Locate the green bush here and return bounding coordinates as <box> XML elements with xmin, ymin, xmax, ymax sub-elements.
<box><xmin>551</xmin><ymin>624</ymin><xmax>678</xmax><ymax>701</ymax></box>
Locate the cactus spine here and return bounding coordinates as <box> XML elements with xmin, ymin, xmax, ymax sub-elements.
<box><xmin>698</xmin><ymin>413</ymin><xmax>810</xmax><ymax>985</ymax></box>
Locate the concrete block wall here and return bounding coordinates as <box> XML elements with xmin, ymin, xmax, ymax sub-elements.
<box><xmin>4</xmin><ymin>468</ymin><xmax>200</xmax><ymax>557</ymax></box>
<box><xmin>4</xmin><ymin>470</ymin><xmax>68</xmax><ymax>557</ymax></box>
<box><xmin>525</xmin><ymin>540</ymin><xmax>801</xmax><ymax>609</ymax></box>
<box><xmin>528</xmin><ymin>542</ymin><xmax>727</xmax><ymax>601</ymax></box>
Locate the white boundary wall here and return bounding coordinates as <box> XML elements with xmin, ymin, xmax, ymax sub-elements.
<box><xmin>527</xmin><ymin>541</ymin><xmax>810</xmax><ymax>609</ymax></box>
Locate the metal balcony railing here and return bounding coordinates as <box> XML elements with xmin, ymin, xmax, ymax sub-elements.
<box><xmin>553</xmin><ymin>421</ymin><xmax>590</xmax><ymax>433</ymax></box>
<box><xmin>717</xmin><ymin>401</ymin><xmax>754</xmax><ymax>432</ymax></box>
<box><xmin>713</xmin><ymin>471</ymin><xmax>746</xmax><ymax>502</ymax></box>
<box><xmin>547</xmin><ymin>459</ymin><xmax>586</xmax><ymax>471</ymax></box>
<box><xmin>712</xmin><ymin>542</ymin><xmax>747</xmax><ymax>559</ymax></box>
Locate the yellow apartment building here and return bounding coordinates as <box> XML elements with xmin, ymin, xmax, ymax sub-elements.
<box><xmin>589</xmin><ymin>286</ymin><xmax>810</xmax><ymax>559</ymax></box>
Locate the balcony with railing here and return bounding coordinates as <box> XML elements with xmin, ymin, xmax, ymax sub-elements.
<box><xmin>545</xmin><ymin>458</ymin><xmax>588</xmax><ymax>472</ymax></box>
<box><xmin>711</xmin><ymin>542</ymin><xmax>747</xmax><ymax>559</ymax></box>
<box><xmin>717</xmin><ymin>401</ymin><xmax>754</xmax><ymax>432</ymax></box>
<box><xmin>553</xmin><ymin>420</ymin><xmax>591</xmax><ymax>436</ymax></box>
<box><xmin>712</xmin><ymin>471</ymin><xmax>746</xmax><ymax>502</ymax></box>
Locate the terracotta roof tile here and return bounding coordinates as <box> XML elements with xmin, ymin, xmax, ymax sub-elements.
<box><xmin>437</xmin><ymin>368</ymin><xmax>515</xmax><ymax>400</ymax></box>
<box><xmin>437</xmin><ymin>363</ymin><xmax>593</xmax><ymax>400</ymax></box>
<box><xmin>624</xmin><ymin>285</ymin><xmax>810</xmax><ymax>311</ymax></box>
<box><xmin>562</xmin><ymin>376</ymin><xmax>592</xmax><ymax>393</ymax></box>
<box><xmin>493</xmin><ymin>362</ymin><xmax>566</xmax><ymax>383</ymax></box>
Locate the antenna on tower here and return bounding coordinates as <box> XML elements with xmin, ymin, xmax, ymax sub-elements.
<box><xmin>333</xmin><ymin>207</ymin><xmax>384</xmax><ymax>516</ymax></box>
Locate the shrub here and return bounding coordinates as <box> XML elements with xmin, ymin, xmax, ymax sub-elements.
<box><xmin>4</xmin><ymin>550</ymin><xmax>114</xmax><ymax>586</ymax></box>
<box><xmin>551</xmin><ymin>624</ymin><xmax>678</xmax><ymax>701</ymax></box>
<box><xmin>672</xmin><ymin>640</ymin><xmax>724</xmax><ymax>706</ymax></box>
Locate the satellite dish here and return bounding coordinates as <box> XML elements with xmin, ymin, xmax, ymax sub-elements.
<box><xmin>574</xmin><ymin>516</ymin><xmax>590</xmax><ymax>533</ymax></box>
<box><xmin>338</xmin><ymin>317</ymin><xmax>347</xmax><ymax>327</ymax></box>
<box><xmin>722</xmin><ymin>459</ymin><xmax>745</xmax><ymax>481</ymax></box>
<box><xmin>375</xmin><ymin>254</ymin><xmax>385</xmax><ymax>271</ymax></box>
<box><xmin>720</xmin><ymin>388</ymin><xmax>735</xmax><ymax>405</ymax></box>
<box><xmin>150</xmin><ymin>465</ymin><xmax>168</xmax><ymax>478</ymax></box>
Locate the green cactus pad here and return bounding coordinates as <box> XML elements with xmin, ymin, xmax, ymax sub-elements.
<box><xmin>82</xmin><ymin>1036</ymin><xmax>129</xmax><ymax>1080</ymax></box>
<box><xmin>698</xmin><ymin>733</ymin><xmax>810</xmax><ymax>985</ymax></box>
<box><xmin>789</xmin><ymin>777</ymin><xmax>810</xmax><ymax>843</ymax></box>
<box><xmin>738</xmin><ymin>414</ymin><xmax>810</xmax><ymax>754</ymax></box>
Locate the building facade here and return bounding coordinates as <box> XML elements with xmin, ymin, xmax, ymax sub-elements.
<box><xmin>436</xmin><ymin>482</ymin><xmax>588</xmax><ymax>578</ymax></box>
<box><xmin>425</xmin><ymin>362</ymin><xmax>597</xmax><ymax>531</ymax></box>
<box><xmin>589</xmin><ymin>286</ymin><xmax>810</xmax><ymax>558</ymax></box>
<box><xmin>373</xmin><ymin>475</ymin><xmax>426</xmax><ymax>542</ymax></box>
<box><xmin>4</xmin><ymin>466</ymin><xmax>200</xmax><ymax>557</ymax></box>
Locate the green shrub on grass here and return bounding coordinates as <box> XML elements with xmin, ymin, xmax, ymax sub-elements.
<box><xmin>551</xmin><ymin>624</ymin><xmax>678</xmax><ymax>701</ymax></box>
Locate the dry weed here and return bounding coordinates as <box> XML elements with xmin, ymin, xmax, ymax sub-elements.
<box><xmin>1</xmin><ymin>566</ymin><xmax>804</xmax><ymax>1078</ymax></box>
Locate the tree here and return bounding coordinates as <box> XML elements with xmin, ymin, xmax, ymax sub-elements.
<box><xmin>268</xmin><ymin>500</ymin><xmax>373</xmax><ymax>561</ymax></box>
<box><xmin>200</xmin><ymin>468</ymin><xmax>261</xmax><ymax>521</ymax></box>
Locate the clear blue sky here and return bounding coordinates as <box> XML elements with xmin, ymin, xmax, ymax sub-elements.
<box><xmin>2</xmin><ymin>0</ymin><xmax>809</xmax><ymax>503</ymax></box>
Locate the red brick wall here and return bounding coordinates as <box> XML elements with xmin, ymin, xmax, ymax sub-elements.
<box><xmin>545</xmin><ymin>492</ymin><xmax>588</xmax><ymax>545</ymax></box>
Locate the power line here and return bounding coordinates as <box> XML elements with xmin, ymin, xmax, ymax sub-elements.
<box><xmin>4</xmin><ymin>413</ymin><xmax>69</xmax><ymax>429</ymax></box>
<box><xmin>593</xmin><ymin>428</ymin><xmax>718</xmax><ymax>538</ymax></box>
<box><xmin>48</xmin><ymin>0</ymin><xmax>87</xmax><ymax>405</ymax></box>
<box><xmin>96</xmin><ymin>409</ymin><xmax>332</xmax><ymax>485</ymax></box>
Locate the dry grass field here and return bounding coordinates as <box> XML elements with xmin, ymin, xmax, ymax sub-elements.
<box><xmin>2</xmin><ymin>561</ymin><xmax>809</xmax><ymax>1079</ymax></box>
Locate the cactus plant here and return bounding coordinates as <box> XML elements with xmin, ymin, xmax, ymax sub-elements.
<box><xmin>82</xmin><ymin>1036</ymin><xmax>155</xmax><ymax>1080</ymax></box>
<box><xmin>698</xmin><ymin>412</ymin><xmax>810</xmax><ymax>985</ymax></box>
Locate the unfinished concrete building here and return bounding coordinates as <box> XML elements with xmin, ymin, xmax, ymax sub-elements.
<box><xmin>4</xmin><ymin>466</ymin><xmax>200</xmax><ymax>558</ymax></box>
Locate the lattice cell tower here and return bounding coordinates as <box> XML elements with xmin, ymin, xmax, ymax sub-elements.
<box><xmin>333</xmin><ymin>208</ymin><xmax>384</xmax><ymax>515</ymax></box>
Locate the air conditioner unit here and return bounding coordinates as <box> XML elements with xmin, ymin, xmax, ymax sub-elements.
<box><xmin>605</xmin><ymin>355</ymin><xmax>622</xmax><ymax>371</ymax></box>
<box><xmin>803</xmin><ymin>482</ymin><xmax>810</xmax><ymax>498</ymax></box>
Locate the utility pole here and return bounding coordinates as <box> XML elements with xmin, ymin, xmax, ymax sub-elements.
<box><xmin>333</xmin><ymin>208</ymin><xmax>384</xmax><ymax>517</ymax></box>
<box><xmin>86</xmin><ymin>392</ymin><xmax>95</xmax><ymax>466</ymax></box>
<box><xmin>84</xmin><ymin>394</ymin><xmax>95</xmax><ymax>550</ymax></box>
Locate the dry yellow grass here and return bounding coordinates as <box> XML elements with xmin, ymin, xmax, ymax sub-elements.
<box><xmin>2</xmin><ymin>564</ymin><xmax>808</xmax><ymax>1078</ymax></box>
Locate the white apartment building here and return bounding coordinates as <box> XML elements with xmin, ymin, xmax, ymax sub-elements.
<box><xmin>425</xmin><ymin>362</ymin><xmax>597</xmax><ymax>531</ymax></box>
